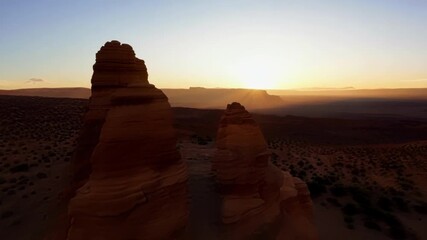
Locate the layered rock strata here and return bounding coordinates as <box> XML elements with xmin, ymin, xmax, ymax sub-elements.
<box><xmin>213</xmin><ymin>102</ymin><xmax>317</xmax><ymax>240</ymax></box>
<box><xmin>66</xmin><ymin>40</ymin><xmax>188</xmax><ymax>240</ymax></box>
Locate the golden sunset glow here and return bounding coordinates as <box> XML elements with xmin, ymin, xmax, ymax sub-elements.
<box><xmin>230</xmin><ymin>57</ymin><xmax>284</xmax><ymax>90</ymax></box>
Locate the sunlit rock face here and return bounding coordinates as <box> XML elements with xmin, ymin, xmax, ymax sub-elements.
<box><xmin>66</xmin><ymin>40</ymin><xmax>188</xmax><ymax>240</ymax></box>
<box><xmin>213</xmin><ymin>102</ymin><xmax>317</xmax><ymax>240</ymax></box>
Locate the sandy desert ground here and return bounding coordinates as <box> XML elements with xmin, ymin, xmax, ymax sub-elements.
<box><xmin>0</xmin><ymin>95</ymin><xmax>426</xmax><ymax>239</ymax></box>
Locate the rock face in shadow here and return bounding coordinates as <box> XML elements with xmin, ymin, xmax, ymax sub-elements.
<box><xmin>213</xmin><ymin>102</ymin><xmax>317</xmax><ymax>240</ymax></box>
<box><xmin>72</xmin><ymin>40</ymin><xmax>150</xmax><ymax>189</ymax></box>
<box><xmin>66</xmin><ymin>40</ymin><xmax>188</xmax><ymax>240</ymax></box>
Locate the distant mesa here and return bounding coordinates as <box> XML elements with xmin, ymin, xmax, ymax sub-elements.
<box><xmin>0</xmin><ymin>86</ymin><xmax>284</xmax><ymax>109</ymax></box>
<box><xmin>297</xmin><ymin>87</ymin><xmax>355</xmax><ymax>91</ymax></box>
<box><xmin>163</xmin><ymin>87</ymin><xmax>284</xmax><ymax>109</ymax></box>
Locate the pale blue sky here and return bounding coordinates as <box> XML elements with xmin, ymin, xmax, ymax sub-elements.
<box><xmin>1</xmin><ymin>0</ymin><xmax>426</xmax><ymax>89</ymax></box>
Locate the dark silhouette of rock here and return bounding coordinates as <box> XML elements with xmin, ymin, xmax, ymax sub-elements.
<box><xmin>64</xmin><ymin>40</ymin><xmax>188</xmax><ymax>240</ymax></box>
<box><xmin>213</xmin><ymin>102</ymin><xmax>317</xmax><ymax>239</ymax></box>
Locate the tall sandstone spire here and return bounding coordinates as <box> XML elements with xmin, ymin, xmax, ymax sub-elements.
<box><xmin>66</xmin><ymin>40</ymin><xmax>188</xmax><ymax>239</ymax></box>
<box><xmin>213</xmin><ymin>102</ymin><xmax>317</xmax><ymax>240</ymax></box>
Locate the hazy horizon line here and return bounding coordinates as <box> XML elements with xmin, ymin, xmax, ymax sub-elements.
<box><xmin>1</xmin><ymin>86</ymin><xmax>427</xmax><ymax>91</ymax></box>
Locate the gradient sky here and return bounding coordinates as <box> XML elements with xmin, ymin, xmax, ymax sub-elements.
<box><xmin>1</xmin><ymin>0</ymin><xmax>426</xmax><ymax>90</ymax></box>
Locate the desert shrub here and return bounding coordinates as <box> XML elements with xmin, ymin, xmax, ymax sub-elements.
<box><xmin>311</xmin><ymin>175</ymin><xmax>331</xmax><ymax>186</ymax></box>
<box><xmin>400</xmin><ymin>182</ymin><xmax>413</xmax><ymax>191</ymax></box>
<box><xmin>290</xmin><ymin>169</ymin><xmax>297</xmax><ymax>176</ymax></box>
<box><xmin>307</xmin><ymin>181</ymin><xmax>326</xmax><ymax>198</ymax></box>
<box><xmin>327</xmin><ymin>197</ymin><xmax>341</xmax><ymax>207</ymax></box>
<box><xmin>325</xmin><ymin>174</ymin><xmax>338</xmax><ymax>184</ymax></box>
<box><xmin>349</xmin><ymin>187</ymin><xmax>371</xmax><ymax>208</ymax></box>
<box><xmin>342</xmin><ymin>203</ymin><xmax>360</xmax><ymax>216</ymax></box>
<box><xmin>346</xmin><ymin>223</ymin><xmax>354</xmax><ymax>229</ymax></box>
<box><xmin>388</xmin><ymin>187</ymin><xmax>404</xmax><ymax>197</ymax></box>
<box><xmin>351</xmin><ymin>169</ymin><xmax>360</xmax><ymax>176</ymax></box>
<box><xmin>36</xmin><ymin>172</ymin><xmax>47</xmax><ymax>179</ymax></box>
<box><xmin>363</xmin><ymin>206</ymin><xmax>386</xmax><ymax>219</ymax></box>
<box><xmin>330</xmin><ymin>184</ymin><xmax>347</xmax><ymax>197</ymax></box>
<box><xmin>1</xmin><ymin>211</ymin><xmax>13</xmax><ymax>219</ymax></box>
<box><xmin>351</xmin><ymin>176</ymin><xmax>359</xmax><ymax>183</ymax></box>
<box><xmin>271</xmin><ymin>152</ymin><xmax>279</xmax><ymax>161</ymax></box>
<box><xmin>298</xmin><ymin>170</ymin><xmax>307</xmax><ymax>178</ymax></box>
<box><xmin>363</xmin><ymin>220</ymin><xmax>381</xmax><ymax>231</ymax></box>
<box><xmin>392</xmin><ymin>197</ymin><xmax>410</xmax><ymax>212</ymax></box>
<box><xmin>381</xmin><ymin>212</ymin><xmax>404</xmax><ymax>229</ymax></box>
<box><xmin>377</xmin><ymin>197</ymin><xmax>393</xmax><ymax>212</ymax></box>
<box><xmin>344</xmin><ymin>216</ymin><xmax>354</xmax><ymax>223</ymax></box>
<box><xmin>389</xmin><ymin>226</ymin><xmax>406</xmax><ymax>239</ymax></box>
<box><xmin>10</xmin><ymin>163</ymin><xmax>29</xmax><ymax>173</ymax></box>
<box><xmin>412</xmin><ymin>203</ymin><xmax>427</xmax><ymax>214</ymax></box>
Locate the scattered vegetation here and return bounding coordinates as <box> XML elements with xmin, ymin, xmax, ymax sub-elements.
<box><xmin>0</xmin><ymin>96</ymin><xmax>85</xmax><ymax>233</ymax></box>
<box><xmin>268</xmin><ymin>136</ymin><xmax>427</xmax><ymax>239</ymax></box>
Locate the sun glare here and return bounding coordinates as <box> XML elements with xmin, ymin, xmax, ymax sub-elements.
<box><xmin>231</xmin><ymin>58</ymin><xmax>282</xmax><ymax>90</ymax></box>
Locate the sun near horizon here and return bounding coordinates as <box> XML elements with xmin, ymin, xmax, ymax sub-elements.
<box><xmin>230</xmin><ymin>56</ymin><xmax>284</xmax><ymax>90</ymax></box>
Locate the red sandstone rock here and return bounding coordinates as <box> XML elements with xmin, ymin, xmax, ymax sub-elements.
<box><xmin>65</xmin><ymin>41</ymin><xmax>188</xmax><ymax>240</ymax></box>
<box><xmin>213</xmin><ymin>102</ymin><xmax>317</xmax><ymax>240</ymax></box>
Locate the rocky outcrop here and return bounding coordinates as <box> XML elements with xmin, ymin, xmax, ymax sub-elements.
<box><xmin>213</xmin><ymin>102</ymin><xmax>317</xmax><ymax>239</ymax></box>
<box><xmin>66</xmin><ymin>40</ymin><xmax>188</xmax><ymax>240</ymax></box>
<box><xmin>72</xmin><ymin>41</ymin><xmax>149</xmax><ymax>189</ymax></box>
